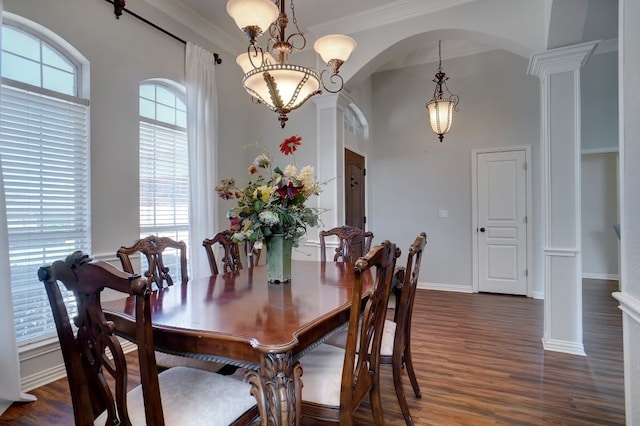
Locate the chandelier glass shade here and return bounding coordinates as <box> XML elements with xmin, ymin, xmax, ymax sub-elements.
<box><xmin>426</xmin><ymin>40</ymin><xmax>459</xmax><ymax>142</ymax></box>
<box><xmin>227</xmin><ymin>0</ymin><xmax>357</xmax><ymax>127</ymax></box>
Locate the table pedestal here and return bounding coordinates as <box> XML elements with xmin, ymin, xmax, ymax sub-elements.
<box><xmin>247</xmin><ymin>352</ymin><xmax>303</xmax><ymax>425</ymax></box>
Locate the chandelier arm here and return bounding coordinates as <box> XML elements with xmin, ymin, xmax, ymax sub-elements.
<box><xmin>319</xmin><ymin>69</ymin><xmax>345</xmax><ymax>94</ymax></box>
<box><xmin>286</xmin><ymin>32</ymin><xmax>307</xmax><ymax>51</ymax></box>
<box><xmin>247</xmin><ymin>45</ymin><xmax>266</xmax><ymax>69</ymax></box>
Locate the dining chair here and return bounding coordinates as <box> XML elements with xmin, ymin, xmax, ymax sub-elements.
<box><xmin>299</xmin><ymin>240</ymin><xmax>399</xmax><ymax>425</ymax></box>
<box><xmin>117</xmin><ymin>235</ymin><xmax>188</xmax><ymax>289</ymax></box>
<box><xmin>119</xmin><ymin>235</ymin><xmax>231</xmax><ymax>373</ymax></box>
<box><xmin>203</xmin><ymin>230</ymin><xmax>243</xmax><ymax>275</ymax></box>
<box><xmin>319</xmin><ymin>225</ymin><xmax>374</xmax><ymax>263</ymax></box>
<box><xmin>244</xmin><ymin>239</ymin><xmax>262</xmax><ymax>267</ymax></box>
<box><xmin>38</xmin><ymin>251</ymin><xmax>258</xmax><ymax>426</ymax></box>
<box><xmin>323</xmin><ymin>232</ymin><xmax>427</xmax><ymax>425</ymax></box>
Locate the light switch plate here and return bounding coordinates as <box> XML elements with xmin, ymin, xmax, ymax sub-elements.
<box><xmin>439</xmin><ymin>209</ymin><xmax>448</xmax><ymax>218</ymax></box>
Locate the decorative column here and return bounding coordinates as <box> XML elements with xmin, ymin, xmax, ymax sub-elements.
<box><xmin>528</xmin><ymin>41</ymin><xmax>598</xmax><ymax>355</ymax></box>
<box><xmin>308</xmin><ymin>93</ymin><xmax>350</xmax><ymax>259</ymax></box>
<box><xmin>613</xmin><ymin>0</ymin><xmax>640</xmax><ymax>422</ymax></box>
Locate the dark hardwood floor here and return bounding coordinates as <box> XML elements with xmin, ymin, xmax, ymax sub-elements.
<box><xmin>1</xmin><ymin>279</ymin><xmax>624</xmax><ymax>425</ymax></box>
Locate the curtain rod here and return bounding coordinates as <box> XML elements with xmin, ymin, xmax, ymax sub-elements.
<box><xmin>105</xmin><ymin>0</ymin><xmax>222</xmax><ymax>64</ymax></box>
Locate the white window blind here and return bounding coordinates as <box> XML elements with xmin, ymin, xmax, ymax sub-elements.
<box><xmin>0</xmin><ymin>83</ymin><xmax>90</xmax><ymax>344</ymax></box>
<box><xmin>139</xmin><ymin>111</ymin><xmax>189</xmax><ymax>279</ymax></box>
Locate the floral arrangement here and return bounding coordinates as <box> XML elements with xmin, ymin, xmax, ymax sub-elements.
<box><xmin>216</xmin><ymin>135</ymin><xmax>324</xmax><ymax>248</ymax></box>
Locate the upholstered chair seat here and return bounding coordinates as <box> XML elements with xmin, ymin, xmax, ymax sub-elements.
<box><xmin>94</xmin><ymin>366</ymin><xmax>256</xmax><ymax>425</ymax></box>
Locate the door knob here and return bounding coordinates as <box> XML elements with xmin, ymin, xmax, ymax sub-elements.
<box><xmin>480</xmin><ymin>227</ymin><xmax>486</xmax><ymax>232</ymax></box>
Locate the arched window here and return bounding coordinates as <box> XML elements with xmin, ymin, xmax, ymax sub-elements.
<box><xmin>138</xmin><ymin>80</ymin><xmax>190</xmax><ymax>273</ymax></box>
<box><xmin>0</xmin><ymin>15</ymin><xmax>90</xmax><ymax>344</ymax></box>
<box><xmin>344</xmin><ymin>103</ymin><xmax>368</xmax><ymax>139</ymax></box>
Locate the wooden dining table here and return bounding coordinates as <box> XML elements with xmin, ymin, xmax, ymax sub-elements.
<box><xmin>103</xmin><ymin>260</ymin><xmax>373</xmax><ymax>426</ymax></box>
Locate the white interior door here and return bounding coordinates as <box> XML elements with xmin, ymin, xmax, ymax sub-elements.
<box><xmin>477</xmin><ymin>150</ymin><xmax>528</xmax><ymax>295</ymax></box>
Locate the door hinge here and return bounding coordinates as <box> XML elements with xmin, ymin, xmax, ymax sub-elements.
<box><xmin>523</xmin><ymin>162</ymin><xmax>527</xmax><ymax>171</ymax></box>
<box><xmin>525</xmin><ymin>269</ymin><xmax>529</xmax><ymax>277</ymax></box>
<box><xmin>363</xmin><ymin>168</ymin><xmax>366</xmax><ymax>176</ymax></box>
<box><xmin>524</xmin><ymin>215</ymin><xmax>528</xmax><ymax>224</ymax></box>
<box><xmin>363</xmin><ymin>216</ymin><xmax>367</xmax><ymax>224</ymax></box>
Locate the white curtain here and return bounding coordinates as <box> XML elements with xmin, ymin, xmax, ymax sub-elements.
<box><xmin>0</xmin><ymin>1</ymin><xmax>36</xmax><ymax>413</ymax></box>
<box><xmin>186</xmin><ymin>43</ymin><xmax>218</xmax><ymax>279</ymax></box>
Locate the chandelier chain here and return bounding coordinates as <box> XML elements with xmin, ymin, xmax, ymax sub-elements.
<box><xmin>289</xmin><ymin>0</ymin><xmax>302</xmax><ymax>35</ymax></box>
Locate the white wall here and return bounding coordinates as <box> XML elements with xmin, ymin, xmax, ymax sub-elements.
<box><xmin>581</xmin><ymin>152</ymin><xmax>619</xmax><ymax>279</ymax></box>
<box><xmin>369</xmin><ymin>49</ymin><xmax>540</xmax><ymax>292</ymax></box>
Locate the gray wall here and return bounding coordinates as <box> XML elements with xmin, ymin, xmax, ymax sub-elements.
<box><xmin>369</xmin><ymin>50</ymin><xmax>541</xmax><ymax>293</ymax></box>
<box><xmin>581</xmin><ymin>153</ymin><xmax>619</xmax><ymax>279</ymax></box>
<box><xmin>582</xmin><ymin>51</ymin><xmax>618</xmax><ymax>151</ymax></box>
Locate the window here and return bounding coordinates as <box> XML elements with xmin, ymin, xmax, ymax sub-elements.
<box><xmin>344</xmin><ymin>104</ymin><xmax>367</xmax><ymax>139</ymax></box>
<box><xmin>139</xmin><ymin>81</ymin><xmax>189</xmax><ymax>276</ymax></box>
<box><xmin>1</xmin><ymin>19</ymin><xmax>90</xmax><ymax>344</ymax></box>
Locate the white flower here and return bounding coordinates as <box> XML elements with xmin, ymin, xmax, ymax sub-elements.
<box><xmin>232</xmin><ymin>232</ymin><xmax>246</xmax><ymax>241</ymax></box>
<box><xmin>259</xmin><ymin>210</ymin><xmax>280</xmax><ymax>226</ymax></box>
<box><xmin>283</xmin><ymin>164</ymin><xmax>297</xmax><ymax>178</ymax></box>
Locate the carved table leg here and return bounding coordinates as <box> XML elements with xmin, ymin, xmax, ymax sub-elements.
<box><xmin>246</xmin><ymin>351</ymin><xmax>303</xmax><ymax>425</ymax></box>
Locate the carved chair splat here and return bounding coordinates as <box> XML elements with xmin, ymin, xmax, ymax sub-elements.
<box><xmin>117</xmin><ymin>235</ymin><xmax>188</xmax><ymax>289</ymax></box>
<box><xmin>319</xmin><ymin>225</ymin><xmax>374</xmax><ymax>263</ymax></box>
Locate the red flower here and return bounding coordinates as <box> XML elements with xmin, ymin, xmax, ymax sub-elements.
<box><xmin>276</xmin><ymin>182</ymin><xmax>302</xmax><ymax>200</ymax></box>
<box><xmin>279</xmin><ymin>135</ymin><xmax>302</xmax><ymax>156</ymax></box>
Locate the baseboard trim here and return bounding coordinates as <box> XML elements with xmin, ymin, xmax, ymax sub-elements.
<box><xmin>582</xmin><ymin>273</ymin><xmax>619</xmax><ymax>281</ymax></box>
<box><xmin>542</xmin><ymin>337</ymin><xmax>586</xmax><ymax>356</ymax></box>
<box><xmin>20</xmin><ymin>338</ymin><xmax>138</xmax><ymax>392</ymax></box>
<box><xmin>531</xmin><ymin>290</ymin><xmax>544</xmax><ymax>300</ymax></box>
<box><xmin>418</xmin><ymin>282</ymin><xmax>473</xmax><ymax>293</ymax></box>
<box><xmin>21</xmin><ymin>364</ymin><xmax>68</xmax><ymax>393</ymax></box>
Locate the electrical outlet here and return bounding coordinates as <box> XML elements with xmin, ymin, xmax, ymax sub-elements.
<box><xmin>439</xmin><ymin>209</ymin><xmax>448</xmax><ymax>218</ymax></box>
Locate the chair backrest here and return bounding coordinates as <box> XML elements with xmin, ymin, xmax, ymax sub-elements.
<box><xmin>363</xmin><ymin>231</ymin><xmax>374</xmax><ymax>254</ymax></box>
<box><xmin>340</xmin><ymin>240</ymin><xmax>399</xmax><ymax>422</ymax></box>
<box><xmin>319</xmin><ymin>225</ymin><xmax>374</xmax><ymax>263</ymax></box>
<box><xmin>117</xmin><ymin>235</ymin><xmax>188</xmax><ymax>288</ymax></box>
<box><xmin>38</xmin><ymin>251</ymin><xmax>165</xmax><ymax>426</ymax></box>
<box><xmin>202</xmin><ymin>230</ymin><xmax>243</xmax><ymax>275</ymax></box>
<box><xmin>393</xmin><ymin>232</ymin><xmax>427</xmax><ymax>354</ymax></box>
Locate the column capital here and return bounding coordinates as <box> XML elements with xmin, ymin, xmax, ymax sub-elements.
<box><xmin>527</xmin><ymin>41</ymin><xmax>599</xmax><ymax>77</ymax></box>
<box><xmin>311</xmin><ymin>93</ymin><xmax>340</xmax><ymax>110</ymax></box>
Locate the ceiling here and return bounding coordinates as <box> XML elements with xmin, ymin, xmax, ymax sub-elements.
<box><xmin>145</xmin><ymin>0</ymin><xmax>618</xmax><ymax>76</ymax></box>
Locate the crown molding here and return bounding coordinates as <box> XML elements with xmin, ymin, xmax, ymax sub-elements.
<box><xmin>527</xmin><ymin>40</ymin><xmax>599</xmax><ymax>77</ymax></box>
<box><xmin>593</xmin><ymin>38</ymin><xmax>618</xmax><ymax>55</ymax></box>
<box><xmin>143</xmin><ymin>0</ymin><xmax>244</xmax><ymax>54</ymax></box>
<box><xmin>308</xmin><ymin>0</ymin><xmax>475</xmax><ymax>36</ymax></box>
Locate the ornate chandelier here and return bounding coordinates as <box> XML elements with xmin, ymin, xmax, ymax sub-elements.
<box><xmin>426</xmin><ymin>40</ymin><xmax>460</xmax><ymax>142</ymax></box>
<box><xmin>227</xmin><ymin>0</ymin><xmax>357</xmax><ymax>127</ymax></box>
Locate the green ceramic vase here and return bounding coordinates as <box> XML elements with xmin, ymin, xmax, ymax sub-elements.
<box><xmin>265</xmin><ymin>234</ymin><xmax>292</xmax><ymax>283</ymax></box>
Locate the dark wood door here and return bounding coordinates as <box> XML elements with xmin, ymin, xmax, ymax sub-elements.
<box><xmin>345</xmin><ymin>149</ymin><xmax>366</xmax><ymax>230</ymax></box>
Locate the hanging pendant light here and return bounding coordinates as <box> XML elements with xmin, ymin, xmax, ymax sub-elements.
<box><xmin>227</xmin><ymin>0</ymin><xmax>357</xmax><ymax>128</ymax></box>
<box><xmin>426</xmin><ymin>40</ymin><xmax>460</xmax><ymax>142</ymax></box>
